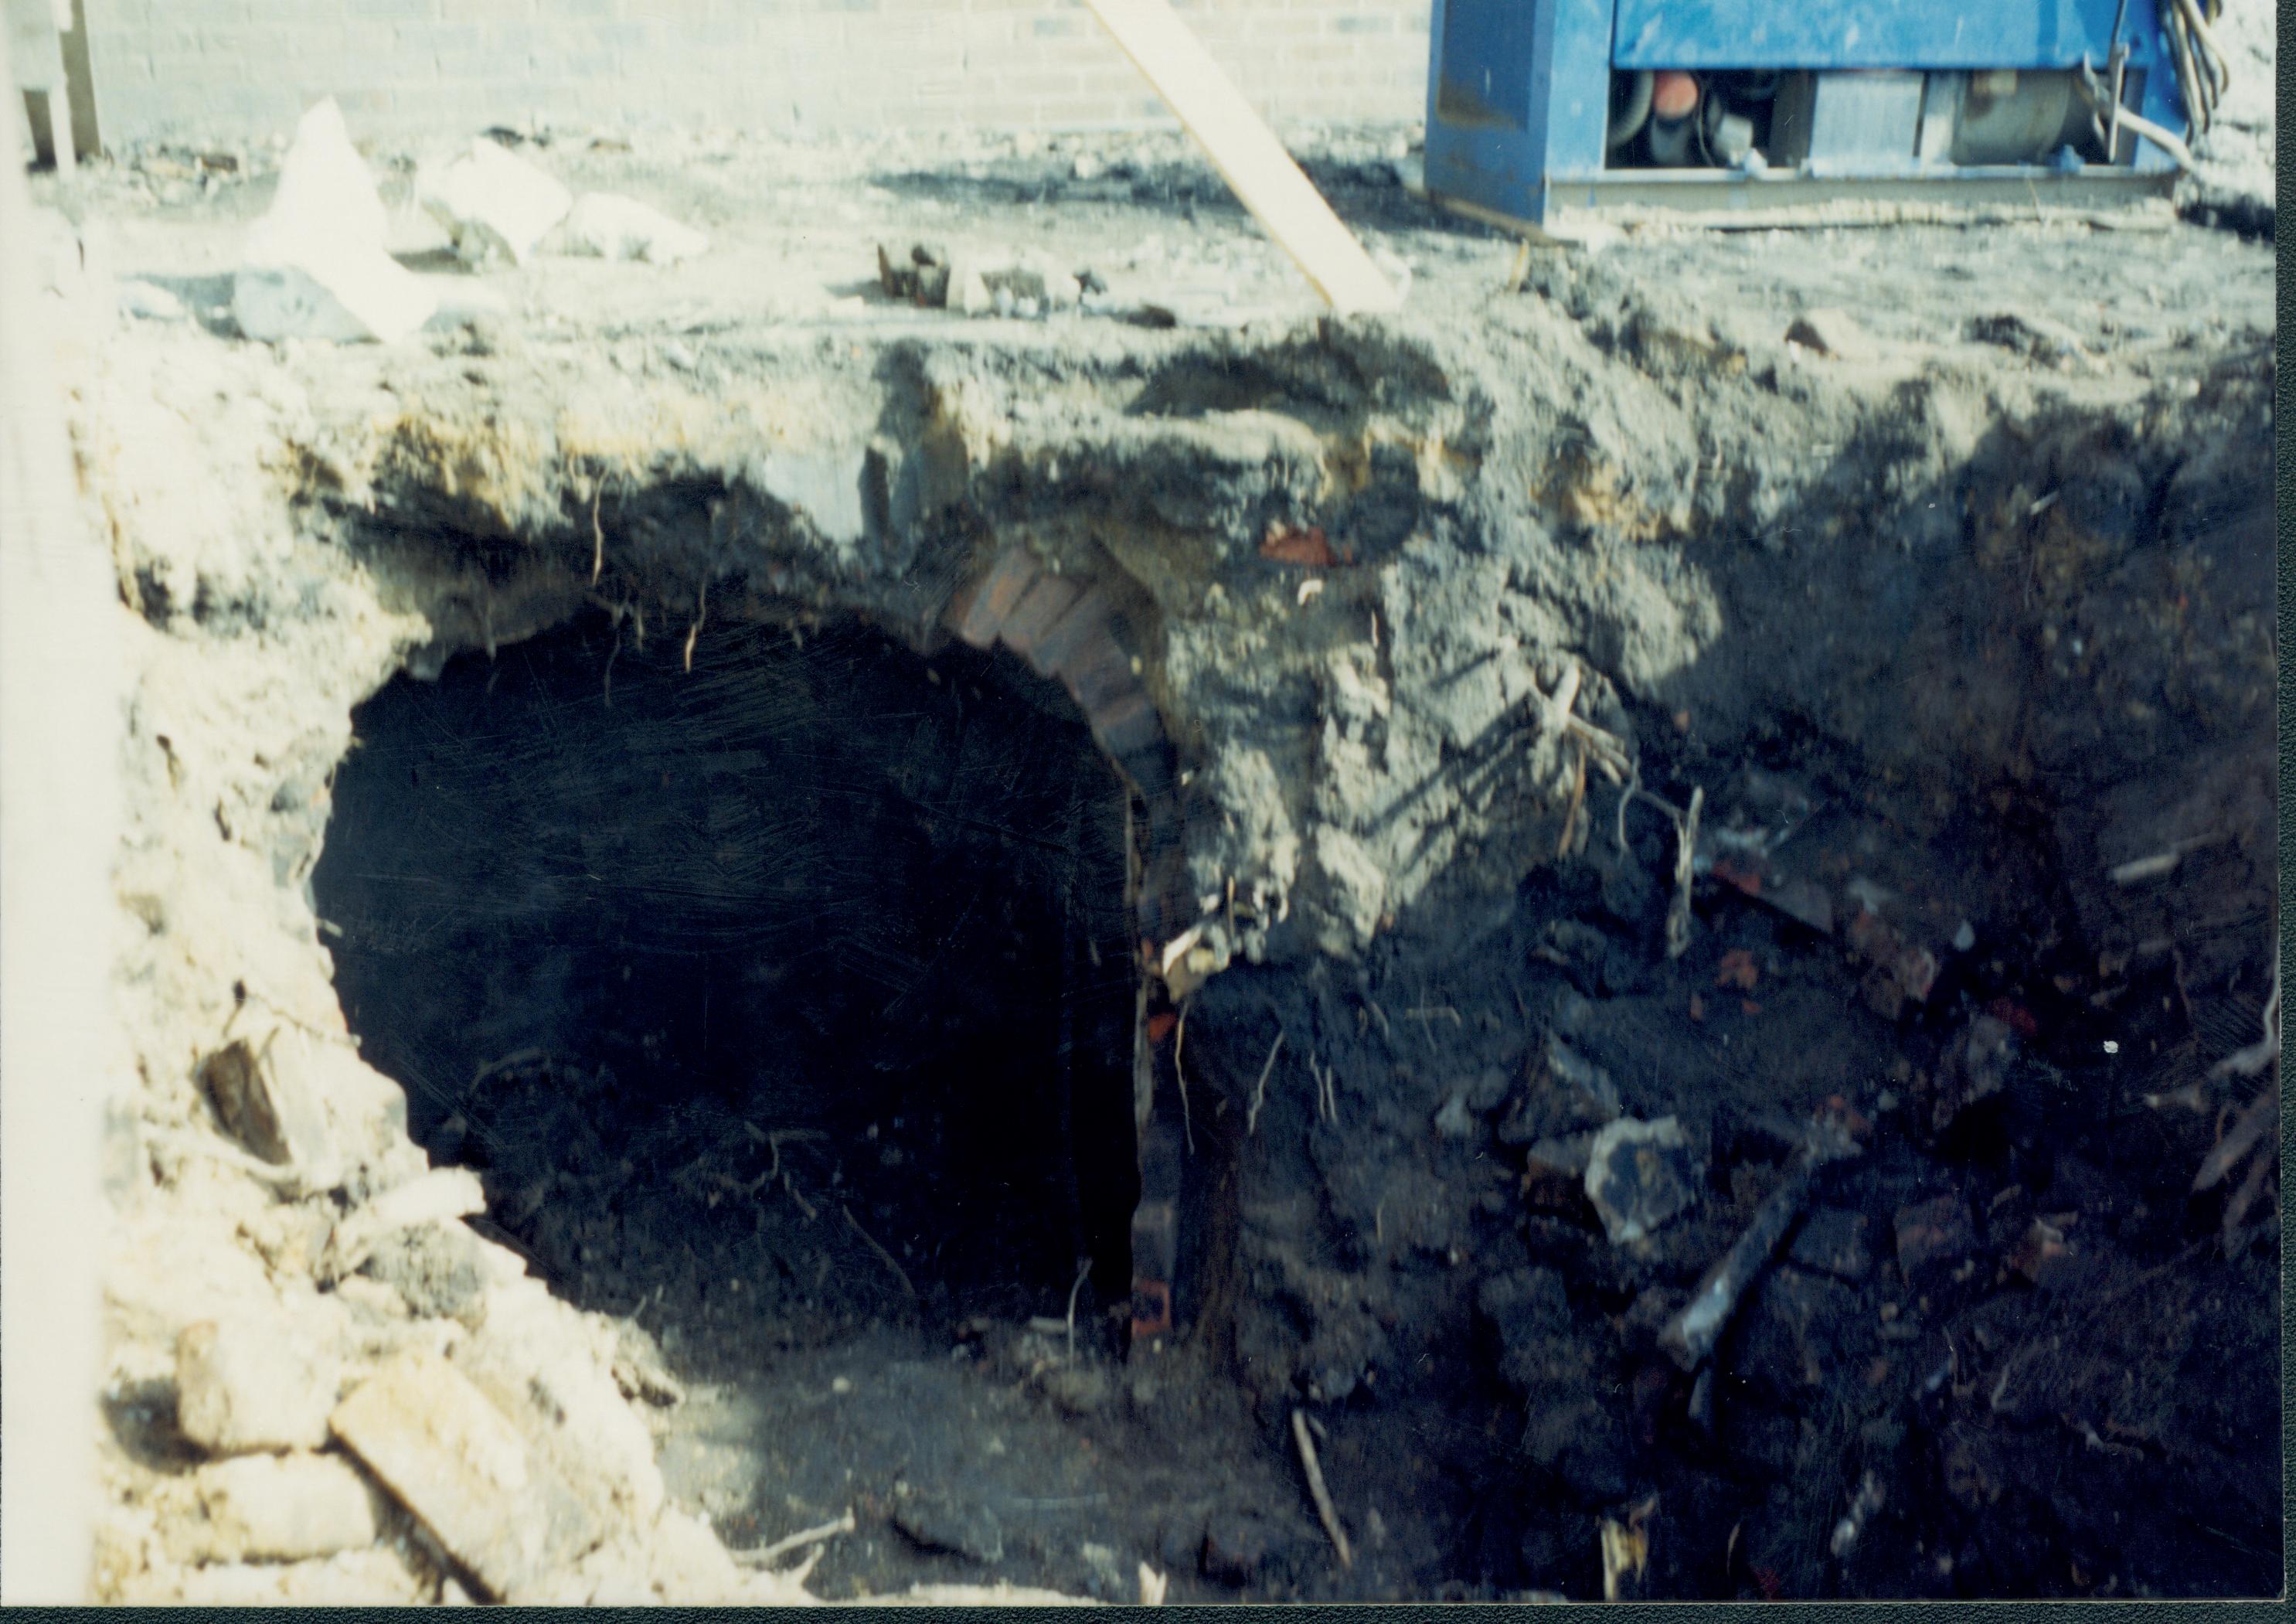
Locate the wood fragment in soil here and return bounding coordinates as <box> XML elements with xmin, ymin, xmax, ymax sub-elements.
<box><xmin>842</xmin><ymin>1204</ymin><xmax>917</xmax><ymax>1299</ymax></box>
<box><xmin>1247</xmin><ymin>1029</ymin><xmax>1284</xmax><ymax>1135</ymax></box>
<box><xmin>1291</xmin><ymin>1408</ymin><xmax>1352</xmax><ymax>1569</ymax></box>
<box><xmin>730</xmin><ymin>1507</ymin><xmax>855</xmax><ymax>1568</ymax></box>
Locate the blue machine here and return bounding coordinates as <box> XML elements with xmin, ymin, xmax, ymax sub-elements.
<box><xmin>1424</xmin><ymin>1</ymin><xmax>2191</xmax><ymax>233</ymax></box>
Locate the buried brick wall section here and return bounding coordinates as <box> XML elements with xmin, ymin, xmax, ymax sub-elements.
<box><xmin>83</xmin><ymin>0</ymin><xmax>1432</xmax><ymax>146</ymax></box>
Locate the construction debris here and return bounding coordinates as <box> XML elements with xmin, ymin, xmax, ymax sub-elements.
<box><xmin>1785</xmin><ymin>307</ymin><xmax>1878</xmax><ymax>362</ymax></box>
<box><xmin>1662</xmin><ymin>1110</ymin><xmax>1863</xmax><ymax>1370</ymax></box>
<box><xmin>418</xmin><ymin>138</ymin><xmax>573</xmax><ymax>267</ymax></box>
<box><xmin>878</xmin><ymin>241</ymin><xmax>1085</xmax><ymax>317</ymax></box>
<box><xmin>555</xmin><ymin>192</ymin><xmax>709</xmax><ymax>264</ymax></box>
<box><xmin>198</xmin><ymin>1026</ymin><xmax>338</xmax><ymax>1188</ymax></box>
<box><xmin>1892</xmin><ymin>1193</ymin><xmax>1978</xmax><ymax>1277</ymax></box>
<box><xmin>319</xmin><ymin>1167</ymin><xmax>487</xmax><ymax>1283</ymax></box>
<box><xmin>1583</xmin><ymin>1115</ymin><xmax>1701</xmax><ymax>1244</ymax></box>
<box><xmin>1828</xmin><ymin>1471</ymin><xmax>1886</xmax><ymax>1559</ymax></box>
<box><xmin>232</xmin><ymin>100</ymin><xmax>436</xmax><ymax>344</ymax></box>
<box><xmin>175</xmin><ymin>1317</ymin><xmax>340</xmax><ymax>1456</ymax></box>
<box><xmin>328</xmin><ymin>1346</ymin><xmax>602</xmax><ymax>1603</ymax></box>
<box><xmin>192</xmin><ymin>1452</ymin><xmax>383</xmax><ymax>1563</ymax></box>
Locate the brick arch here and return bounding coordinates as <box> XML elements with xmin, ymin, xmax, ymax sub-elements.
<box><xmin>937</xmin><ymin>542</ymin><xmax>1198</xmax><ymax>1347</ymax></box>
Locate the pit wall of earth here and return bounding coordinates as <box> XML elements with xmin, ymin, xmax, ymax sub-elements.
<box><xmin>79</xmin><ymin>251</ymin><xmax>2272</xmax><ymax>1594</ymax></box>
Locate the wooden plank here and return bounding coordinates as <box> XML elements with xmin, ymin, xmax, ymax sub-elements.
<box><xmin>1079</xmin><ymin>0</ymin><xmax>1400</xmax><ymax>315</ymax></box>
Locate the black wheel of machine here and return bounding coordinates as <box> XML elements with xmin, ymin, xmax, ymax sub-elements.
<box><xmin>1607</xmin><ymin>70</ymin><xmax>1655</xmax><ymax>152</ymax></box>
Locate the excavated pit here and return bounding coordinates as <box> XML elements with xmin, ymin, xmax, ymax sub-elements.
<box><xmin>314</xmin><ymin>610</ymin><xmax>1144</xmax><ymax>1353</ymax></box>
<box><xmin>74</xmin><ymin>186</ymin><xmax>2277</xmax><ymax>1601</ymax></box>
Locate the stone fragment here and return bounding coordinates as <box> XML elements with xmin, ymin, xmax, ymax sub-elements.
<box><xmin>1583</xmin><ymin>1115</ymin><xmax>1700</xmax><ymax>1244</ymax></box>
<box><xmin>456</xmin><ymin>1275</ymin><xmax>667</xmax><ymax>1529</ymax></box>
<box><xmin>119</xmin><ymin>279</ymin><xmax>186</xmax><ymax>321</ymax></box>
<box><xmin>1198</xmin><ymin>1510</ymin><xmax>1274</xmax><ymax>1587</ymax></box>
<box><xmin>1787</xmin><ymin>1206</ymin><xmax>1874</xmax><ymax>1282</ymax></box>
<box><xmin>891</xmin><ymin>1485</ymin><xmax>1003</xmax><ymax>1563</ymax></box>
<box><xmin>1892</xmin><ymin>1193</ymin><xmax>1977</xmax><ymax>1275</ymax></box>
<box><xmin>1785</xmin><ymin>307</ymin><xmax>1876</xmax><ymax>362</ymax></box>
<box><xmin>952</xmin><ymin>266</ymin><xmax>993</xmax><ymax>316</ymax></box>
<box><xmin>554</xmin><ymin>192</ymin><xmax>709</xmax><ymax>264</ymax></box>
<box><xmin>176</xmin><ymin>1316</ymin><xmax>338</xmax><ymax>1455</ymax></box>
<box><xmin>418</xmin><ymin>138</ymin><xmax>573</xmax><ymax>268</ymax></box>
<box><xmin>329</xmin><ymin>1346</ymin><xmax>601</xmax><ymax>1602</ymax></box>
<box><xmin>199</xmin><ymin>1026</ymin><xmax>336</xmax><ymax>1184</ymax></box>
<box><xmin>233</xmin><ymin>100</ymin><xmax>435</xmax><ymax>344</ymax></box>
<box><xmin>1306</xmin><ymin>825</ymin><xmax>1386</xmax><ymax>956</ymax></box>
<box><xmin>165</xmin><ymin>1549</ymin><xmax>428</xmax><ymax>1605</ymax></box>
<box><xmin>320</xmin><ymin>1167</ymin><xmax>485</xmax><ymax>1283</ymax></box>
<box><xmin>195</xmin><ymin>1452</ymin><xmax>381</xmax><ymax>1561</ymax></box>
<box><xmin>1930</xmin><ymin>1014</ymin><xmax>2014</xmax><ymax>1135</ymax></box>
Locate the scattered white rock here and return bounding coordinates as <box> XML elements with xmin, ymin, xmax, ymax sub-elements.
<box><xmin>119</xmin><ymin>279</ymin><xmax>186</xmax><ymax>322</ymax></box>
<box><xmin>554</xmin><ymin>192</ymin><xmax>709</xmax><ymax>264</ymax></box>
<box><xmin>952</xmin><ymin>266</ymin><xmax>993</xmax><ymax>316</ymax></box>
<box><xmin>233</xmin><ymin>100</ymin><xmax>437</xmax><ymax>345</ymax></box>
<box><xmin>175</xmin><ymin>1316</ymin><xmax>339</xmax><ymax>1455</ymax></box>
<box><xmin>418</xmin><ymin>138</ymin><xmax>573</xmax><ymax>268</ymax></box>
<box><xmin>196</xmin><ymin>1452</ymin><xmax>382</xmax><ymax>1562</ymax></box>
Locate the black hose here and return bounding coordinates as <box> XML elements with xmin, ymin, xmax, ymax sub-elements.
<box><xmin>1607</xmin><ymin>70</ymin><xmax>1655</xmax><ymax>152</ymax></box>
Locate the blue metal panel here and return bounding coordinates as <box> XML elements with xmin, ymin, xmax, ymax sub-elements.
<box><xmin>1425</xmin><ymin>0</ymin><xmax>1614</xmax><ymax>226</ymax></box>
<box><xmin>1424</xmin><ymin>0</ymin><xmax>2190</xmax><ymax>226</ymax></box>
<box><xmin>1611</xmin><ymin>0</ymin><xmax>2166</xmax><ymax>72</ymax></box>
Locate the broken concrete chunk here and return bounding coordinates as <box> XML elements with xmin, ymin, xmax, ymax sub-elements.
<box><xmin>321</xmin><ymin>1166</ymin><xmax>486</xmax><ymax>1282</ymax></box>
<box><xmin>457</xmin><ymin>1276</ymin><xmax>667</xmax><ymax>1528</ymax></box>
<box><xmin>419</xmin><ymin>138</ymin><xmax>573</xmax><ymax>268</ymax></box>
<box><xmin>1784</xmin><ymin>307</ymin><xmax>1876</xmax><ymax>362</ymax></box>
<box><xmin>176</xmin><ymin>1317</ymin><xmax>338</xmax><ymax>1455</ymax></box>
<box><xmin>165</xmin><ymin>1548</ymin><xmax>429</xmax><ymax>1605</ymax></box>
<box><xmin>330</xmin><ymin>1346</ymin><xmax>601</xmax><ymax>1602</ymax></box>
<box><xmin>233</xmin><ymin>99</ymin><xmax>436</xmax><ymax>344</ymax></box>
<box><xmin>196</xmin><ymin>1451</ymin><xmax>382</xmax><ymax>1562</ymax></box>
<box><xmin>555</xmin><ymin>192</ymin><xmax>708</xmax><ymax>265</ymax></box>
<box><xmin>1583</xmin><ymin>1115</ymin><xmax>1701</xmax><ymax>1245</ymax></box>
<box><xmin>934</xmin><ymin>247</ymin><xmax>1083</xmax><ymax>318</ymax></box>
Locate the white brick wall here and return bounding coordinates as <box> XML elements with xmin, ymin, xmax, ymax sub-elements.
<box><xmin>83</xmin><ymin>0</ymin><xmax>1434</xmax><ymax>146</ymax></box>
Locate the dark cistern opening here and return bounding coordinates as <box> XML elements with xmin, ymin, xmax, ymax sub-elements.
<box><xmin>312</xmin><ymin>607</ymin><xmax>1141</xmax><ymax>1360</ymax></box>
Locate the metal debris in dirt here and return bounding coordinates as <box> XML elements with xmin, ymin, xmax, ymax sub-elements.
<box><xmin>1661</xmin><ymin>1105</ymin><xmax>1866</xmax><ymax>1370</ymax></box>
